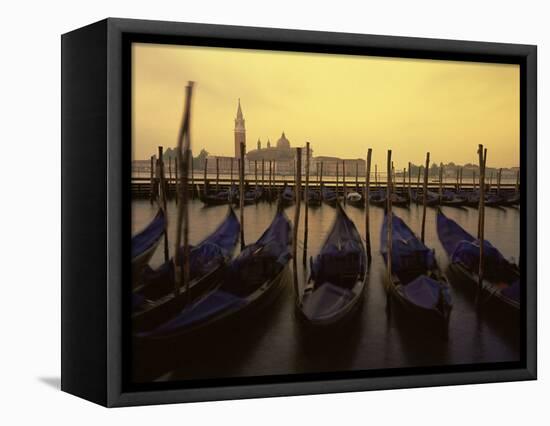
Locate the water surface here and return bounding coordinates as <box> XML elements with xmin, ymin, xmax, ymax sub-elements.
<box><xmin>132</xmin><ymin>198</ymin><xmax>520</xmax><ymax>382</ymax></box>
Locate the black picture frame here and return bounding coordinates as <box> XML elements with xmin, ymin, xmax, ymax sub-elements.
<box><xmin>61</xmin><ymin>17</ymin><xmax>537</xmax><ymax>407</ymax></box>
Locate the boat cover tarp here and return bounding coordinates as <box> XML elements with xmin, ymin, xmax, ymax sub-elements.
<box><xmin>282</xmin><ymin>185</ymin><xmax>294</xmax><ymax>201</ymax></box>
<box><xmin>322</xmin><ymin>186</ymin><xmax>337</xmax><ymax>201</ymax></box>
<box><xmin>501</xmin><ymin>279</ymin><xmax>520</xmax><ymax>302</ymax></box>
<box><xmin>301</xmin><ymin>282</ymin><xmax>354</xmax><ymax>318</ymax></box>
<box><xmin>437</xmin><ymin>211</ymin><xmax>510</xmax><ymax>279</ymax></box>
<box><xmin>346</xmin><ymin>192</ymin><xmax>362</xmax><ymax>202</ymax></box>
<box><xmin>144</xmin><ymin>290</ymin><xmax>246</xmax><ymax>333</ymax></box>
<box><xmin>308</xmin><ymin>190</ymin><xmax>322</xmax><ymax>202</ymax></box>
<box><xmin>436</xmin><ymin>211</ymin><xmax>475</xmax><ymax>256</ymax></box>
<box><xmin>402</xmin><ymin>275</ymin><xmax>450</xmax><ymax>309</ymax></box>
<box><xmin>380</xmin><ymin>213</ymin><xmax>435</xmax><ymax>274</ymax></box>
<box><xmin>140</xmin><ymin>210</ymin><xmax>291</xmax><ymax>336</ymax></box>
<box><xmin>230</xmin><ymin>210</ymin><xmax>292</xmax><ymax>271</ymax></box>
<box><xmin>131</xmin><ymin>210</ymin><xmax>166</xmax><ymax>258</ymax></box>
<box><xmin>311</xmin><ymin>206</ymin><xmax>365</xmax><ymax>287</ymax></box>
<box><xmin>140</xmin><ymin>208</ymin><xmax>240</xmax><ymax>286</ymax></box>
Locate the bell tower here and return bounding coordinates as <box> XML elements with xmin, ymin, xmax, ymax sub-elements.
<box><xmin>234</xmin><ymin>99</ymin><xmax>246</xmax><ymax>158</ymax></box>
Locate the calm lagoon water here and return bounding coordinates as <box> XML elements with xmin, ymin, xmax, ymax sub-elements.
<box><xmin>132</xmin><ymin>198</ymin><xmax>520</xmax><ymax>383</ymax></box>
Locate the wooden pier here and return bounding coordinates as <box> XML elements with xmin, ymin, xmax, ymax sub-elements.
<box><xmin>132</xmin><ymin>176</ymin><xmax>518</xmax><ymax>199</ymax></box>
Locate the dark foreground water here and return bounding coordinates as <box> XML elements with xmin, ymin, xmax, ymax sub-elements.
<box><xmin>132</xmin><ymin>198</ymin><xmax>520</xmax><ymax>383</ymax></box>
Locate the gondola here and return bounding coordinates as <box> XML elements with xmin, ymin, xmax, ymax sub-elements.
<box><xmin>200</xmin><ymin>184</ymin><xmax>238</xmax><ymax>206</ymax></box>
<box><xmin>440</xmin><ymin>189</ymin><xmax>467</xmax><ymax>208</ymax></box>
<box><xmin>368</xmin><ymin>189</ymin><xmax>386</xmax><ymax>207</ymax></box>
<box><xmin>345</xmin><ymin>191</ymin><xmax>364</xmax><ymax>208</ymax></box>
<box><xmin>502</xmin><ymin>192</ymin><xmax>520</xmax><ymax>207</ymax></box>
<box><xmin>462</xmin><ymin>190</ymin><xmax>480</xmax><ymax>208</ymax></box>
<box><xmin>380</xmin><ymin>212</ymin><xmax>452</xmax><ymax>326</ymax></box>
<box><xmin>297</xmin><ymin>203</ymin><xmax>367</xmax><ymax>325</ymax></box>
<box><xmin>436</xmin><ymin>210</ymin><xmax>519</xmax><ymax>310</ymax></box>
<box><xmin>306</xmin><ymin>189</ymin><xmax>322</xmax><ymax>207</ymax></box>
<box><xmin>321</xmin><ymin>185</ymin><xmax>338</xmax><ymax>207</ymax></box>
<box><xmin>131</xmin><ymin>209</ymin><xmax>166</xmax><ymax>281</ymax></box>
<box><xmin>235</xmin><ymin>186</ymin><xmax>262</xmax><ymax>206</ymax></box>
<box><xmin>133</xmin><ymin>207</ymin><xmax>241</xmax><ymax>331</ymax></box>
<box><xmin>369</xmin><ymin>190</ymin><xmax>409</xmax><ymax>208</ymax></box>
<box><xmin>391</xmin><ymin>192</ymin><xmax>410</xmax><ymax>208</ymax></box>
<box><xmin>137</xmin><ymin>206</ymin><xmax>293</xmax><ymax>339</ymax></box>
<box><xmin>484</xmin><ymin>193</ymin><xmax>505</xmax><ymax>208</ymax></box>
<box><xmin>280</xmin><ymin>183</ymin><xmax>295</xmax><ymax>206</ymax></box>
<box><xmin>411</xmin><ymin>189</ymin><xmax>439</xmax><ymax>206</ymax></box>
<box><xmin>199</xmin><ymin>189</ymin><xmax>231</xmax><ymax>206</ymax></box>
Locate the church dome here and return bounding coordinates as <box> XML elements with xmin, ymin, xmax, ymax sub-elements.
<box><xmin>276</xmin><ymin>132</ymin><xmax>290</xmax><ymax>149</ymax></box>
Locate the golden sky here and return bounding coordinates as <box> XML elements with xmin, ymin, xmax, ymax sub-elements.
<box><xmin>132</xmin><ymin>42</ymin><xmax>519</xmax><ymax>169</ymax></box>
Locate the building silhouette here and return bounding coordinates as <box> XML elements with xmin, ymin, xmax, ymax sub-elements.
<box><xmin>234</xmin><ymin>99</ymin><xmax>246</xmax><ymax>159</ymax></box>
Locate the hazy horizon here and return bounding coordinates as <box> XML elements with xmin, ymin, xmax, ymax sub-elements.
<box><xmin>132</xmin><ymin>43</ymin><xmax>520</xmax><ymax>169</ymax></box>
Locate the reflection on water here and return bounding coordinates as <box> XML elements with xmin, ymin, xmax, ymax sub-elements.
<box><xmin>132</xmin><ymin>199</ymin><xmax>520</xmax><ymax>383</ymax></box>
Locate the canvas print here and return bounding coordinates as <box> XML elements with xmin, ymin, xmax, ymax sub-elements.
<box><xmin>130</xmin><ymin>43</ymin><xmax>520</xmax><ymax>384</ymax></box>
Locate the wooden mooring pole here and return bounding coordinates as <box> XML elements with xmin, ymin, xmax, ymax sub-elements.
<box><xmin>439</xmin><ymin>163</ymin><xmax>443</xmax><ymax>206</ymax></box>
<box><xmin>149</xmin><ymin>155</ymin><xmax>155</xmax><ymax>204</ymax></box>
<box><xmin>158</xmin><ymin>146</ymin><xmax>169</xmax><ymax>262</ymax></box>
<box><xmin>215</xmin><ymin>158</ymin><xmax>220</xmax><ymax>192</ymax></box>
<box><xmin>342</xmin><ymin>160</ymin><xmax>346</xmax><ymax>204</ymax></box>
<box><xmin>174</xmin><ymin>81</ymin><xmax>194</xmax><ymax>300</ymax></box>
<box><xmin>476</xmin><ymin>145</ymin><xmax>487</xmax><ymax>305</ymax></box>
<box><xmin>168</xmin><ymin>157</ymin><xmax>173</xmax><ymax>197</ymax></box>
<box><xmin>174</xmin><ymin>156</ymin><xmax>179</xmax><ymax>204</ymax></box>
<box><xmin>191</xmin><ymin>157</ymin><xmax>195</xmax><ymax>199</ymax></box>
<box><xmin>386</xmin><ymin>150</ymin><xmax>393</xmax><ymax>292</ymax></box>
<box><xmin>261</xmin><ymin>159</ymin><xmax>265</xmax><ymax>192</ymax></box>
<box><xmin>201</xmin><ymin>158</ymin><xmax>207</xmax><ymax>197</ymax></box>
<box><xmin>303</xmin><ymin>143</ymin><xmax>310</xmax><ymax>265</ymax></box>
<box><xmin>336</xmin><ymin>161</ymin><xmax>339</xmax><ymax>197</ymax></box>
<box><xmin>365</xmin><ymin>148</ymin><xmax>372</xmax><ymax>263</ymax></box>
<box><xmin>239</xmin><ymin>142</ymin><xmax>246</xmax><ymax>250</ymax></box>
<box><xmin>230</xmin><ymin>158</ymin><xmax>234</xmax><ymax>187</ymax></box>
<box><xmin>293</xmin><ymin>148</ymin><xmax>302</xmax><ymax>297</ymax></box>
<box><xmin>421</xmin><ymin>152</ymin><xmax>430</xmax><ymax>243</ymax></box>
<box><xmin>355</xmin><ymin>161</ymin><xmax>359</xmax><ymax>192</ymax></box>
<box><xmin>408</xmin><ymin>162</ymin><xmax>412</xmax><ymax>201</ymax></box>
